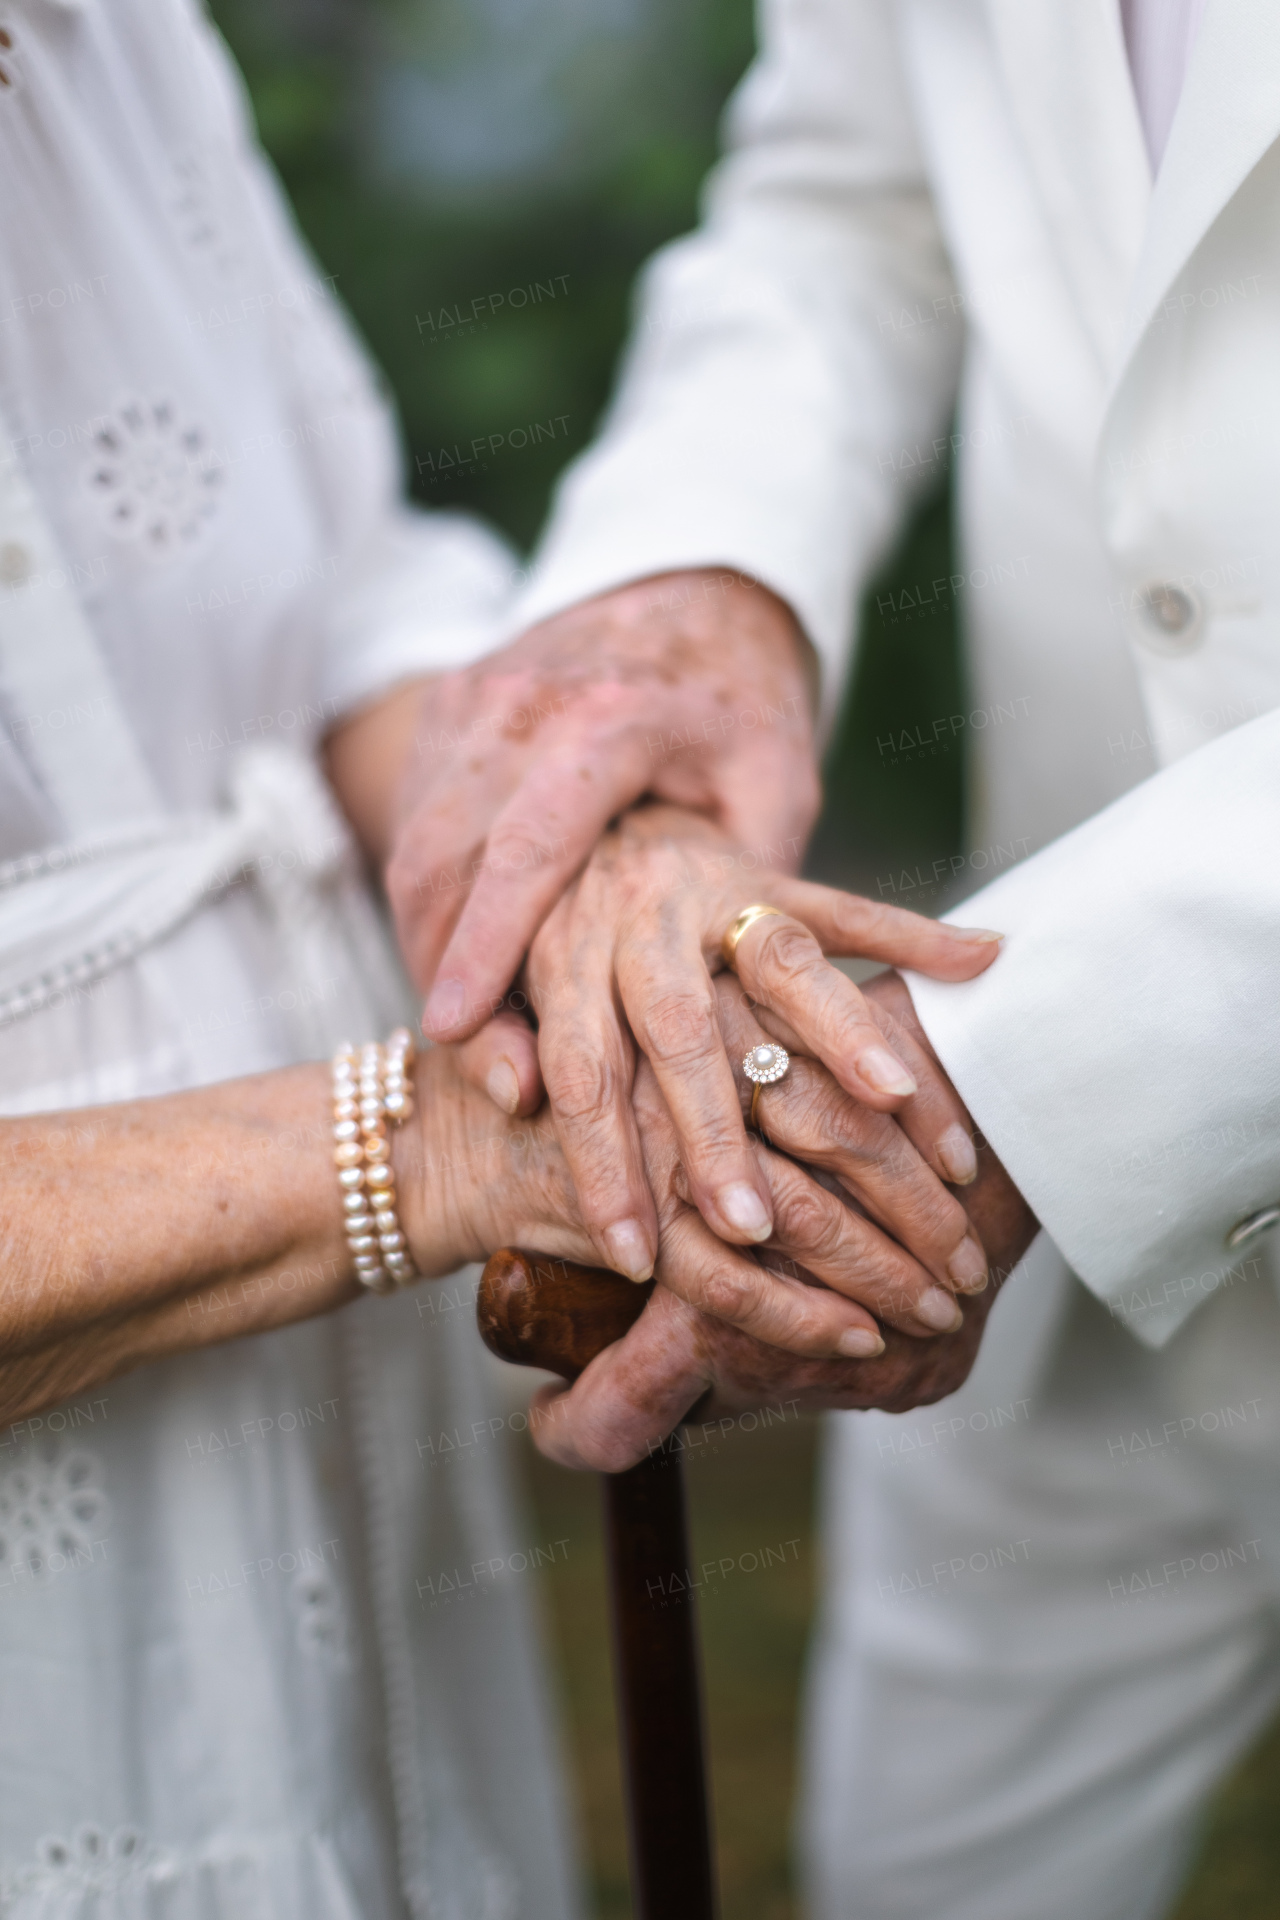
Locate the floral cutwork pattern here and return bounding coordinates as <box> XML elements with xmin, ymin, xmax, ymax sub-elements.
<box><xmin>82</xmin><ymin>397</ymin><xmax>226</xmax><ymax>558</ymax></box>
<box><xmin>291</xmin><ymin>1562</ymin><xmax>352</xmax><ymax>1667</ymax></box>
<box><xmin>2</xmin><ymin>1825</ymin><xmax>175</xmax><ymax>1907</ymax></box>
<box><xmin>0</xmin><ymin>1443</ymin><xmax>110</xmax><ymax>1579</ymax></box>
<box><xmin>0</xmin><ymin>23</ymin><xmax>22</xmax><ymax>94</ymax></box>
<box><xmin>167</xmin><ymin>151</ymin><xmax>241</xmax><ymax>277</ymax></box>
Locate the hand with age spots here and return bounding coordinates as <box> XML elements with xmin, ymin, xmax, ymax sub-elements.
<box><xmin>524</xmin><ymin>971</ymin><xmax>1039</xmax><ymax>1472</ymax></box>
<box><xmin>383</xmin><ymin>571</ymin><xmax>821</xmax><ymax>1043</ymax></box>
<box><xmin>454</xmin><ymin>805</ymin><xmax>1006</xmax><ymax>1308</ymax></box>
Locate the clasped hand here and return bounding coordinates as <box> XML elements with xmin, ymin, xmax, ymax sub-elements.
<box><xmin>366</xmin><ymin>575</ymin><xmax>1037</xmax><ymax>1458</ymax></box>
<box><xmin>447</xmin><ymin>808</ymin><xmax>1009</xmax><ymax>1339</ymax></box>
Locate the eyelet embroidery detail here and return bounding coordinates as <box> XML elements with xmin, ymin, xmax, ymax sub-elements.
<box><xmin>82</xmin><ymin>397</ymin><xmax>226</xmax><ymax>558</ymax></box>
<box><xmin>3</xmin><ymin>1825</ymin><xmax>168</xmax><ymax>1905</ymax></box>
<box><xmin>168</xmin><ymin>151</ymin><xmax>240</xmax><ymax>276</ymax></box>
<box><xmin>291</xmin><ymin>1563</ymin><xmax>352</xmax><ymax>1666</ymax></box>
<box><xmin>0</xmin><ymin>1443</ymin><xmax>110</xmax><ymax>1579</ymax></box>
<box><xmin>0</xmin><ymin>22</ymin><xmax>22</xmax><ymax>93</ymax></box>
<box><xmin>37</xmin><ymin>1825</ymin><xmax>133</xmax><ymax>1870</ymax></box>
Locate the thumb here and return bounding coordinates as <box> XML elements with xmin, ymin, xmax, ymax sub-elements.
<box><xmin>451</xmin><ymin>1009</ymin><xmax>543</xmax><ymax>1117</ymax></box>
<box><xmin>528</xmin><ymin>1289</ymin><xmax>712</xmax><ymax>1472</ymax></box>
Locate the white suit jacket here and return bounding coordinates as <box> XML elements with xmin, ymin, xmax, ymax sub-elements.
<box><xmin>511</xmin><ymin>0</ymin><xmax>1280</xmax><ymax>1349</ymax></box>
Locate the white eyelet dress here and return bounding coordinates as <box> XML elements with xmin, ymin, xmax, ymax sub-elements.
<box><xmin>0</xmin><ymin>2</ymin><xmax>580</xmax><ymax>1916</ymax></box>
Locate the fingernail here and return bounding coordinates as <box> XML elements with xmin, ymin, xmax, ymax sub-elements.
<box><xmin>604</xmin><ymin>1219</ymin><xmax>654</xmax><ymax>1283</ymax></box>
<box><xmin>916</xmin><ymin>1286</ymin><xmax>964</xmax><ymax>1332</ymax></box>
<box><xmin>486</xmin><ymin>1059</ymin><xmax>520</xmax><ymax>1115</ymax></box>
<box><xmin>951</xmin><ymin>927</ymin><xmax>1004</xmax><ymax>943</ymax></box>
<box><xmin>859</xmin><ymin>1047</ymin><xmax>917</xmax><ymax>1098</ymax></box>
<box><xmin>836</xmin><ymin>1326</ymin><xmax>885</xmax><ymax>1359</ymax></box>
<box><xmin>718</xmin><ymin>1182</ymin><xmax>772</xmax><ymax>1241</ymax></box>
<box><xmin>423</xmin><ymin>978</ymin><xmax>467</xmax><ymax>1034</ymax></box>
<box><xmin>947</xmin><ymin>1236</ymin><xmax>989</xmax><ymax>1294</ymax></box>
<box><xmin>937</xmin><ymin>1123</ymin><xmax>978</xmax><ymax>1185</ymax></box>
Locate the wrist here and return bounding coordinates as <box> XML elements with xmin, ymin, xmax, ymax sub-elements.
<box><xmin>623</xmin><ymin>569</ymin><xmax>816</xmax><ymax>713</ymax></box>
<box><xmin>392</xmin><ymin>1046</ymin><xmax>484</xmax><ymax>1281</ymax></box>
<box><xmin>324</xmin><ymin>677</ymin><xmax>431</xmax><ymax>865</ymax></box>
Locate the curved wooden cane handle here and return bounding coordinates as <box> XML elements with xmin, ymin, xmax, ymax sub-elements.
<box><xmin>478</xmin><ymin>1248</ymin><xmax>654</xmax><ymax>1380</ymax></box>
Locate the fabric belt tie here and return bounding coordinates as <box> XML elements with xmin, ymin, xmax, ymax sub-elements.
<box><xmin>0</xmin><ymin>741</ymin><xmax>368</xmax><ymax>1031</ymax></box>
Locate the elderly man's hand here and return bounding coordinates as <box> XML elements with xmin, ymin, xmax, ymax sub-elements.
<box><xmin>383</xmin><ymin>571</ymin><xmax>820</xmax><ymax>1041</ymax></box>
<box><xmin>526</xmin><ymin>975</ymin><xmax>1039</xmax><ymax>1470</ymax></box>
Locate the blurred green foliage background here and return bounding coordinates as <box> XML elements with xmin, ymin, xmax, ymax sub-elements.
<box><xmin>210</xmin><ymin>0</ymin><xmax>965</xmax><ymax>898</ymax></box>
<box><xmin>208</xmin><ymin>1</ymin><xmax>1279</xmax><ymax>1912</ymax></box>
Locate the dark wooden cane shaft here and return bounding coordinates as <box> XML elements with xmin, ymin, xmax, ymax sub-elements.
<box><xmin>606</xmin><ymin>1449</ymin><xmax>717</xmax><ymax>1920</ymax></box>
<box><xmin>478</xmin><ymin>1251</ymin><xmax>718</xmax><ymax>1920</ymax></box>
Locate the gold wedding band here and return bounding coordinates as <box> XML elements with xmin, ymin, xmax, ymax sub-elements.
<box><xmin>750</xmin><ymin>1082</ymin><xmax>765</xmax><ymax>1135</ymax></box>
<box><xmin>721</xmin><ymin>902</ymin><xmax>784</xmax><ymax>971</ymax></box>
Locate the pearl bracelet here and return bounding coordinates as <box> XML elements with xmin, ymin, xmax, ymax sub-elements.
<box><xmin>332</xmin><ymin>1027</ymin><xmax>419</xmax><ymax>1293</ymax></box>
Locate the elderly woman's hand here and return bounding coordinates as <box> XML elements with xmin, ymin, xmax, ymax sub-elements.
<box><xmin>0</xmin><ymin>1034</ymin><xmax>597</xmax><ymax>1428</ymax></box>
<box><xmin>503</xmin><ymin>806</ymin><xmax>1002</xmax><ymax>1285</ymax></box>
<box><xmin>398</xmin><ymin>1044</ymin><xmax>597</xmax><ymax>1278</ymax></box>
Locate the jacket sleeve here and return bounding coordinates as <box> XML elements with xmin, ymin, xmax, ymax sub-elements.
<box><xmin>904</xmin><ymin>706</ymin><xmax>1280</xmax><ymax>1349</ymax></box>
<box><xmin>508</xmin><ymin>0</ymin><xmax>964</xmax><ymax>729</ymax></box>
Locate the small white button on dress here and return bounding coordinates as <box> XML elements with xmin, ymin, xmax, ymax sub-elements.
<box><xmin>1134</xmin><ymin>581</ymin><xmax>1202</xmax><ymax>656</ymax></box>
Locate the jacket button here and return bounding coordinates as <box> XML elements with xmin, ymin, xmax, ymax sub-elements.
<box><xmin>0</xmin><ymin>540</ymin><xmax>33</xmax><ymax>585</ymax></box>
<box><xmin>1225</xmin><ymin>1204</ymin><xmax>1280</xmax><ymax>1251</ymax></box>
<box><xmin>1135</xmin><ymin>582</ymin><xmax>1201</xmax><ymax>655</ymax></box>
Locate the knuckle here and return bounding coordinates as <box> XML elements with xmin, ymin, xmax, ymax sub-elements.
<box><xmin>683</xmin><ymin>1103</ymin><xmax>751</xmax><ymax>1168</ymax></box>
<box><xmin>830</xmin><ymin>893</ymin><xmax>880</xmax><ymax>940</ymax></box>
<box><xmin>934</xmin><ymin>1191</ymin><xmax>971</xmax><ymax>1244</ymax></box>
<box><xmin>775</xmin><ymin>1182</ymin><xmax>845</xmax><ymax>1265</ymax></box>
<box><xmin>876</xmin><ymin>1130</ymin><xmax>932</xmax><ymax>1187</ymax></box>
<box><xmin>899</xmin><ymin>1180</ymin><xmax>968</xmax><ymax>1249</ymax></box>
<box><xmin>635</xmin><ymin>988</ymin><xmax>719</xmax><ymax>1065</ymax></box>
<box><xmin>543</xmin><ymin>1049</ymin><xmax>622</xmax><ymax>1127</ymax></box>
<box><xmin>699</xmin><ymin>1264</ymin><xmax>758</xmax><ymax>1327</ymax></box>
<box><xmin>754</xmin><ymin>921</ymin><xmax>821</xmax><ymax>983</ymax></box>
<box><xmin>801</xmin><ymin>1078</ymin><xmax>873</xmax><ymax>1156</ymax></box>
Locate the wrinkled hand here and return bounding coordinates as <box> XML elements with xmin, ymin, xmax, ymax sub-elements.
<box><xmin>398</xmin><ymin>1042</ymin><xmax>594</xmax><ymax>1280</ymax></box>
<box><xmin>385</xmin><ymin>571</ymin><xmax>819</xmax><ymax>1044</ymax></box>
<box><xmin>600</xmin><ymin>970</ymin><xmax>991</xmax><ymax>1359</ymax></box>
<box><xmin>487</xmin><ymin>807</ymin><xmax>1003</xmax><ymax>1281</ymax></box>
<box><xmin>526</xmin><ymin>974</ymin><xmax>1039</xmax><ymax>1469</ymax></box>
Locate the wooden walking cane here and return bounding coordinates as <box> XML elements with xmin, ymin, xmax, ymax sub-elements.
<box><xmin>478</xmin><ymin>1248</ymin><xmax>718</xmax><ymax>1920</ymax></box>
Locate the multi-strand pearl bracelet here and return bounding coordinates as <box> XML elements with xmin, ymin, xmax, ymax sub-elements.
<box><xmin>332</xmin><ymin>1028</ymin><xmax>419</xmax><ymax>1292</ymax></box>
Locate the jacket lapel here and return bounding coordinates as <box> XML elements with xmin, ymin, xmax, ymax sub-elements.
<box><xmin>1114</xmin><ymin>0</ymin><xmax>1280</xmax><ymax>376</ymax></box>
<box><xmin>982</xmin><ymin>0</ymin><xmax>1150</xmax><ymax>377</ymax></box>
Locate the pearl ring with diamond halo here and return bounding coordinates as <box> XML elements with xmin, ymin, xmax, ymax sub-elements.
<box><xmin>743</xmin><ymin>1040</ymin><xmax>790</xmax><ymax>1135</ymax></box>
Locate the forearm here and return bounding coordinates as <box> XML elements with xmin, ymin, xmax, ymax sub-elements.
<box><xmin>324</xmin><ymin>677</ymin><xmax>431</xmax><ymax>866</ymax></box>
<box><xmin>0</xmin><ymin>1064</ymin><xmax>356</xmax><ymax>1422</ymax></box>
<box><xmin>0</xmin><ymin>1043</ymin><xmax>596</xmax><ymax>1426</ymax></box>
